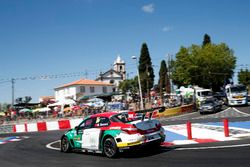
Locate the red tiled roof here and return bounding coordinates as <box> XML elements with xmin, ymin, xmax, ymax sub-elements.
<box><xmin>56</xmin><ymin>79</ymin><xmax>113</xmax><ymax>89</ymax></box>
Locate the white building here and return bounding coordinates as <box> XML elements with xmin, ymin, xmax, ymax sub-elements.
<box><xmin>54</xmin><ymin>79</ymin><xmax>116</xmax><ymax>103</ymax></box>
<box><xmin>96</xmin><ymin>55</ymin><xmax>126</xmax><ymax>88</ymax></box>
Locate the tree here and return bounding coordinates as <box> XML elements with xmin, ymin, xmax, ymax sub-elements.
<box><xmin>202</xmin><ymin>33</ymin><xmax>211</xmax><ymax>46</ymax></box>
<box><xmin>172</xmin><ymin>40</ymin><xmax>236</xmax><ymax>92</ymax></box>
<box><xmin>118</xmin><ymin>77</ymin><xmax>138</xmax><ymax>94</ymax></box>
<box><xmin>118</xmin><ymin>76</ymin><xmax>141</xmax><ymax>102</ymax></box>
<box><xmin>138</xmin><ymin>43</ymin><xmax>154</xmax><ymax>98</ymax></box>
<box><xmin>158</xmin><ymin>60</ymin><xmax>170</xmax><ymax>101</ymax></box>
<box><xmin>0</xmin><ymin>103</ymin><xmax>11</xmax><ymax>112</ymax></box>
<box><xmin>238</xmin><ymin>69</ymin><xmax>250</xmax><ymax>86</ymax></box>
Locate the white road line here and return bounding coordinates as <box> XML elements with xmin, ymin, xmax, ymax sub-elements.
<box><xmin>46</xmin><ymin>140</ymin><xmax>60</xmax><ymax>151</ymax></box>
<box><xmin>222</xmin><ymin>107</ymin><xmax>232</xmax><ymax>112</ymax></box>
<box><xmin>232</xmin><ymin>107</ymin><xmax>250</xmax><ymax>116</ymax></box>
<box><xmin>174</xmin><ymin>143</ymin><xmax>250</xmax><ymax>151</ymax></box>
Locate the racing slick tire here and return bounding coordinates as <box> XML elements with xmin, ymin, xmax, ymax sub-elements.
<box><xmin>61</xmin><ymin>136</ymin><xmax>72</xmax><ymax>153</ymax></box>
<box><xmin>103</xmin><ymin>137</ymin><xmax>118</xmax><ymax>158</ymax></box>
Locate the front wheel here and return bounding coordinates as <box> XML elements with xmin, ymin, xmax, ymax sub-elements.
<box><xmin>103</xmin><ymin>137</ymin><xmax>118</xmax><ymax>158</ymax></box>
<box><xmin>61</xmin><ymin>136</ymin><xmax>72</xmax><ymax>153</ymax></box>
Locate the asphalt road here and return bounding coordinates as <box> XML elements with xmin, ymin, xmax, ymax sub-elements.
<box><xmin>0</xmin><ymin>106</ymin><xmax>250</xmax><ymax>167</ymax></box>
<box><xmin>161</xmin><ymin>105</ymin><xmax>250</xmax><ymax>125</ymax></box>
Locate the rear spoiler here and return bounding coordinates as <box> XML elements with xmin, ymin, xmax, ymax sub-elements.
<box><xmin>135</xmin><ymin>106</ymin><xmax>165</xmax><ymax>121</ymax></box>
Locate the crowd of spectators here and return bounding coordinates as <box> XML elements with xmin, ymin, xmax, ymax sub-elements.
<box><xmin>0</xmin><ymin>95</ymin><xmax>193</xmax><ymax>125</ymax></box>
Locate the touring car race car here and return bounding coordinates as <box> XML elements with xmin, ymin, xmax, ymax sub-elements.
<box><xmin>60</xmin><ymin>110</ymin><xmax>165</xmax><ymax>158</ymax></box>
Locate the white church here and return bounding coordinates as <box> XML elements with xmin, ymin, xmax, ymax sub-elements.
<box><xmin>96</xmin><ymin>55</ymin><xmax>126</xmax><ymax>89</ymax></box>
<box><xmin>52</xmin><ymin>56</ymin><xmax>126</xmax><ymax>104</ymax></box>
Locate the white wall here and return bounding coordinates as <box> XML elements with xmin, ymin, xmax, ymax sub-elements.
<box><xmin>55</xmin><ymin>85</ymin><xmax>116</xmax><ymax>102</ymax></box>
<box><xmin>55</xmin><ymin>86</ymin><xmax>77</xmax><ymax>102</ymax></box>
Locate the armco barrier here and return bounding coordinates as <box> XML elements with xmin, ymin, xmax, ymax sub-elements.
<box><xmin>58</xmin><ymin>120</ymin><xmax>71</xmax><ymax>129</ymax></box>
<box><xmin>2</xmin><ymin>105</ymin><xmax>194</xmax><ymax>134</ymax></box>
<box><xmin>181</xmin><ymin>104</ymin><xmax>194</xmax><ymax>113</ymax></box>
<box><xmin>158</xmin><ymin>104</ymin><xmax>194</xmax><ymax>118</ymax></box>
<box><xmin>10</xmin><ymin>118</ymin><xmax>83</xmax><ymax>133</ymax></box>
<box><xmin>158</xmin><ymin>107</ymin><xmax>181</xmax><ymax>117</ymax></box>
<box><xmin>37</xmin><ymin>122</ymin><xmax>47</xmax><ymax>131</ymax></box>
<box><xmin>0</xmin><ymin>124</ymin><xmax>13</xmax><ymax>133</ymax></box>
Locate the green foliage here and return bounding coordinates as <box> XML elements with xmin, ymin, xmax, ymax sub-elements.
<box><xmin>158</xmin><ymin>60</ymin><xmax>170</xmax><ymax>95</ymax></box>
<box><xmin>172</xmin><ymin>42</ymin><xmax>236</xmax><ymax>91</ymax></box>
<box><xmin>0</xmin><ymin>103</ymin><xmax>11</xmax><ymax>112</ymax></box>
<box><xmin>138</xmin><ymin>43</ymin><xmax>154</xmax><ymax>96</ymax></box>
<box><xmin>159</xmin><ymin>60</ymin><xmax>167</xmax><ymax>90</ymax></box>
<box><xmin>238</xmin><ymin>69</ymin><xmax>250</xmax><ymax>86</ymax></box>
<box><xmin>118</xmin><ymin>77</ymin><xmax>138</xmax><ymax>94</ymax></box>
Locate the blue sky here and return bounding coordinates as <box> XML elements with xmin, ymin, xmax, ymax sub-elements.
<box><xmin>0</xmin><ymin>0</ymin><xmax>249</xmax><ymax>103</ymax></box>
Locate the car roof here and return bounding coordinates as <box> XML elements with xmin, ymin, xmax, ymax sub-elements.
<box><xmin>90</xmin><ymin>112</ymin><xmax>118</xmax><ymax>118</ymax></box>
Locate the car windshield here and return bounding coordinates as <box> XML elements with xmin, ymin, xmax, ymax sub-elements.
<box><xmin>200</xmin><ymin>91</ymin><xmax>212</xmax><ymax>97</ymax></box>
<box><xmin>201</xmin><ymin>99</ymin><xmax>214</xmax><ymax>105</ymax></box>
<box><xmin>231</xmin><ymin>85</ymin><xmax>247</xmax><ymax>93</ymax></box>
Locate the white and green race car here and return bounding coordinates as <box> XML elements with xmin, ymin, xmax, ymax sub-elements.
<box><xmin>60</xmin><ymin>110</ymin><xmax>166</xmax><ymax>158</ymax></box>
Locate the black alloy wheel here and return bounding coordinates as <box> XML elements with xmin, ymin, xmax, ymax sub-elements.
<box><xmin>103</xmin><ymin>137</ymin><xmax>118</xmax><ymax>158</ymax></box>
<box><xmin>61</xmin><ymin>136</ymin><xmax>71</xmax><ymax>153</ymax></box>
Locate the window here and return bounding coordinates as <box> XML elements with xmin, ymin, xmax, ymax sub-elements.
<box><xmin>120</xmin><ymin>66</ymin><xmax>123</xmax><ymax>71</ymax></box>
<box><xmin>90</xmin><ymin>87</ymin><xmax>95</xmax><ymax>93</ymax></box>
<box><xmin>80</xmin><ymin>86</ymin><xmax>85</xmax><ymax>93</ymax></box>
<box><xmin>102</xmin><ymin>86</ymin><xmax>107</xmax><ymax>93</ymax></box>
<box><xmin>79</xmin><ymin>118</ymin><xmax>95</xmax><ymax>129</ymax></box>
<box><xmin>110</xmin><ymin>80</ymin><xmax>114</xmax><ymax>84</ymax></box>
<box><xmin>111</xmin><ymin>113</ymin><xmax>129</xmax><ymax>123</ymax></box>
<box><xmin>94</xmin><ymin>117</ymin><xmax>110</xmax><ymax>127</ymax></box>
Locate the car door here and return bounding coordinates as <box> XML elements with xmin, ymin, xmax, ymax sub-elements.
<box><xmin>73</xmin><ymin>117</ymin><xmax>94</xmax><ymax>149</ymax></box>
<box><xmin>81</xmin><ymin>117</ymin><xmax>101</xmax><ymax>150</ymax></box>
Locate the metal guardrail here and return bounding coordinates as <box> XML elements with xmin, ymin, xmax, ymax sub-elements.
<box><xmin>0</xmin><ymin>125</ymin><xmax>13</xmax><ymax>133</ymax></box>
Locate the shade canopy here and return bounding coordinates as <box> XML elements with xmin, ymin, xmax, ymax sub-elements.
<box><xmin>77</xmin><ymin>92</ymin><xmax>120</xmax><ymax>101</ymax></box>
<box><xmin>19</xmin><ymin>108</ymin><xmax>32</xmax><ymax>113</ymax></box>
<box><xmin>47</xmin><ymin>99</ymin><xmax>76</xmax><ymax>107</ymax></box>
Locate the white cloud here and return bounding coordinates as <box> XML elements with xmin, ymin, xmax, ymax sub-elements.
<box><xmin>142</xmin><ymin>3</ymin><xmax>155</xmax><ymax>13</ymax></box>
<box><xmin>162</xmin><ymin>26</ymin><xmax>172</xmax><ymax>32</ymax></box>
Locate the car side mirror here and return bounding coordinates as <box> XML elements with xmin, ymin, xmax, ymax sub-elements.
<box><xmin>75</xmin><ymin>126</ymin><xmax>83</xmax><ymax>135</ymax></box>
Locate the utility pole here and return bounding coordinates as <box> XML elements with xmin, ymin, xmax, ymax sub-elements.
<box><xmin>166</xmin><ymin>54</ymin><xmax>173</xmax><ymax>94</ymax></box>
<box><xmin>132</xmin><ymin>56</ymin><xmax>144</xmax><ymax>110</ymax></box>
<box><xmin>11</xmin><ymin>78</ymin><xmax>15</xmax><ymax>106</ymax></box>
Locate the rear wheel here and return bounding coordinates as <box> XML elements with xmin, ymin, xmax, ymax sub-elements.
<box><xmin>103</xmin><ymin>137</ymin><xmax>118</xmax><ymax>158</ymax></box>
<box><xmin>61</xmin><ymin>136</ymin><xmax>72</xmax><ymax>153</ymax></box>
